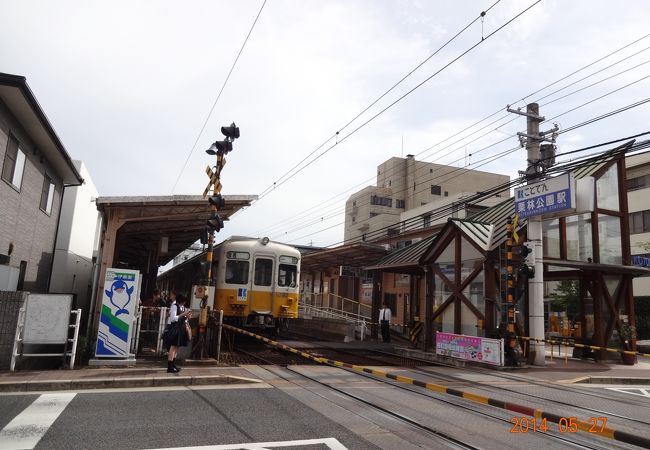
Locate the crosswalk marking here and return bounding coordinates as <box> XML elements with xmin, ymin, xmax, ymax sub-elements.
<box><xmin>0</xmin><ymin>393</ymin><xmax>76</xmax><ymax>450</ymax></box>
<box><xmin>606</xmin><ymin>387</ymin><xmax>650</xmax><ymax>398</ymax></box>
<box><xmin>150</xmin><ymin>438</ymin><xmax>348</xmax><ymax>450</ymax></box>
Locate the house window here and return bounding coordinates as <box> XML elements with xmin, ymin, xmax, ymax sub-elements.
<box><xmin>627</xmin><ymin>175</ymin><xmax>650</xmax><ymax>191</ymax></box>
<box><xmin>431</xmin><ymin>185</ymin><xmax>441</xmax><ymax>195</ymax></box>
<box><xmin>423</xmin><ymin>214</ymin><xmax>431</xmax><ymax>227</ymax></box>
<box><xmin>2</xmin><ymin>134</ymin><xmax>26</xmax><ymax>190</ymax></box>
<box><xmin>40</xmin><ymin>175</ymin><xmax>55</xmax><ymax>214</ymax></box>
<box><xmin>396</xmin><ymin>199</ymin><xmax>405</xmax><ymax>209</ymax></box>
<box><xmin>387</xmin><ymin>228</ymin><xmax>399</xmax><ymax>236</ymax></box>
<box><xmin>629</xmin><ymin>210</ymin><xmax>650</xmax><ymax>234</ymax></box>
<box><xmin>370</xmin><ymin>195</ymin><xmax>392</xmax><ymax>207</ymax></box>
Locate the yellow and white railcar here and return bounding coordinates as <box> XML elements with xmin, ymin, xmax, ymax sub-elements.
<box><xmin>214</xmin><ymin>237</ymin><xmax>300</xmax><ymax>332</ymax></box>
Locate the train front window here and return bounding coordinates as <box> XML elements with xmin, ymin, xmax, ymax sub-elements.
<box><xmin>278</xmin><ymin>264</ymin><xmax>297</xmax><ymax>287</ymax></box>
<box><xmin>254</xmin><ymin>258</ymin><xmax>273</xmax><ymax>286</ymax></box>
<box><xmin>225</xmin><ymin>260</ymin><xmax>249</xmax><ymax>284</ymax></box>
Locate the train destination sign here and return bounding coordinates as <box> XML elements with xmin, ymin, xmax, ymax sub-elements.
<box><xmin>514</xmin><ymin>173</ymin><xmax>575</xmax><ymax>219</ymax></box>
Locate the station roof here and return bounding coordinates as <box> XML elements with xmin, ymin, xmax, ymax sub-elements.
<box><xmin>96</xmin><ymin>194</ymin><xmax>256</xmax><ymax>267</ymax></box>
<box><xmin>0</xmin><ymin>72</ymin><xmax>83</xmax><ymax>185</ymax></box>
<box><xmin>301</xmin><ymin>242</ymin><xmax>391</xmax><ymax>273</ymax></box>
<box><xmin>365</xmin><ymin>235</ymin><xmax>435</xmax><ymax>274</ymax></box>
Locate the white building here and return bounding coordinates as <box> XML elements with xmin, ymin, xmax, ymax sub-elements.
<box><xmin>48</xmin><ymin>160</ymin><xmax>101</xmax><ymax>332</ymax></box>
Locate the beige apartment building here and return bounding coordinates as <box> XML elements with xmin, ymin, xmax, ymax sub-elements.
<box><xmin>344</xmin><ymin>154</ymin><xmax>510</xmax><ymax>243</ymax></box>
<box><xmin>627</xmin><ymin>151</ymin><xmax>650</xmax><ymax>297</ymax></box>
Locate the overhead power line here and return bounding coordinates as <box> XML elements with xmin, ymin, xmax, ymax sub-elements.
<box><xmin>170</xmin><ymin>0</ymin><xmax>267</xmax><ymax>194</ymax></box>
<box><xmin>255</xmin><ymin>0</ymin><xmax>542</xmax><ymax>201</ymax></box>
<box><xmin>257</xmin><ymin>0</ymin><xmax>502</xmax><ymax>199</ymax></box>
<box><xmin>269</xmin><ymin>92</ymin><xmax>650</xmax><ymax>243</ymax></box>
<box><xmin>252</xmin><ymin>33</ymin><xmax>650</xmax><ymax>239</ymax></box>
<box><xmin>310</xmin><ymin>134</ymin><xmax>650</xmax><ymax>248</ymax></box>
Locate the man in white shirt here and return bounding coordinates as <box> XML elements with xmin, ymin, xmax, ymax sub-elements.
<box><xmin>379</xmin><ymin>302</ymin><xmax>392</xmax><ymax>343</ymax></box>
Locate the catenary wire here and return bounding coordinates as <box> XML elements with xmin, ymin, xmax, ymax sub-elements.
<box><xmin>310</xmin><ymin>137</ymin><xmax>650</xmax><ymax>247</ymax></box>
<box><xmin>170</xmin><ymin>0</ymin><xmax>267</xmax><ymax>194</ymax></box>
<box><xmin>252</xmin><ymin>33</ymin><xmax>650</xmax><ymax>238</ymax></box>
<box><xmin>255</xmin><ymin>0</ymin><xmax>542</xmax><ymax>201</ymax></box>
<box><xmin>249</xmin><ymin>33</ymin><xmax>650</xmax><ymax>235</ymax></box>
<box><xmin>269</xmin><ymin>93</ymin><xmax>650</xmax><ymax>243</ymax></box>
<box><xmin>251</xmin><ymin>35</ymin><xmax>650</xmax><ymax>238</ymax></box>
<box><xmin>288</xmin><ymin>116</ymin><xmax>650</xmax><ymax>247</ymax></box>
<box><xmin>256</xmin><ymin>1</ymin><xmax>502</xmax><ymax>199</ymax></box>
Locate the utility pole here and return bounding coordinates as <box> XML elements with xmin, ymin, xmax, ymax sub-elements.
<box><xmin>524</xmin><ymin>103</ymin><xmax>546</xmax><ymax>366</ymax></box>
<box><xmin>507</xmin><ymin>102</ymin><xmax>558</xmax><ymax>366</ymax></box>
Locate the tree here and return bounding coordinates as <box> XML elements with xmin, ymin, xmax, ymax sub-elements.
<box><xmin>549</xmin><ymin>280</ymin><xmax>579</xmax><ymax>316</ymax></box>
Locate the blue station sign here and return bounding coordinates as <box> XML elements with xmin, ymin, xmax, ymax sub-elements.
<box><xmin>514</xmin><ymin>173</ymin><xmax>575</xmax><ymax>219</ymax></box>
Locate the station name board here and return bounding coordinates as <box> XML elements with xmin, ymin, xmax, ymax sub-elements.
<box><xmin>514</xmin><ymin>173</ymin><xmax>575</xmax><ymax>219</ymax></box>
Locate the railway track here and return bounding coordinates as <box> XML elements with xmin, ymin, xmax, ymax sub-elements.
<box><xmin>237</xmin><ymin>339</ymin><xmax>629</xmax><ymax>449</ymax></box>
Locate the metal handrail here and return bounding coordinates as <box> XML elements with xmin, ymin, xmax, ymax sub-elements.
<box><xmin>300</xmin><ymin>292</ymin><xmax>372</xmax><ymax>319</ymax></box>
<box><xmin>298</xmin><ymin>303</ymin><xmax>370</xmax><ymax>340</ymax></box>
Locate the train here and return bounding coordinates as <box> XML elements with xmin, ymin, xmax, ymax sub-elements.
<box><xmin>212</xmin><ymin>236</ymin><xmax>301</xmax><ymax>333</ymax></box>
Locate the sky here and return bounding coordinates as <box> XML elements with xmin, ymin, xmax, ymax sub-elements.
<box><xmin>2</xmin><ymin>0</ymin><xmax>650</xmax><ymax>250</ymax></box>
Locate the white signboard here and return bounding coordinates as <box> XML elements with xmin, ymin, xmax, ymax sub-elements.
<box><xmin>23</xmin><ymin>294</ymin><xmax>73</xmax><ymax>344</ymax></box>
<box><xmin>95</xmin><ymin>268</ymin><xmax>140</xmax><ymax>358</ymax></box>
<box><xmin>514</xmin><ymin>173</ymin><xmax>575</xmax><ymax>219</ymax></box>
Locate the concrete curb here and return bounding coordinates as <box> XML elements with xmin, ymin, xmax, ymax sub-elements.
<box><xmin>0</xmin><ymin>375</ymin><xmax>262</xmax><ymax>392</ymax></box>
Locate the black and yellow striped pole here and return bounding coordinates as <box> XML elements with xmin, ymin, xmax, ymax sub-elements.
<box><xmin>199</xmin><ymin>123</ymin><xmax>239</xmax><ymax>358</ymax></box>
<box><xmin>504</xmin><ymin>217</ymin><xmax>517</xmax><ymax>365</ymax></box>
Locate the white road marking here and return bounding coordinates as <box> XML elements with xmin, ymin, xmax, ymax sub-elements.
<box><xmin>149</xmin><ymin>437</ymin><xmax>348</xmax><ymax>449</ymax></box>
<box><xmin>0</xmin><ymin>392</ymin><xmax>76</xmax><ymax>450</ymax></box>
<box><xmin>606</xmin><ymin>387</ymin><xmax>650</xmax><ymax>398</ymax></box>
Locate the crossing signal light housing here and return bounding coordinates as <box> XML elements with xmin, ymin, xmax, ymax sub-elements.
<box><xmin>208</xmin><ymin>194</ymin><xmax>225</xmax><ymax>209</ymax></box>
<box><xmin>519</xmin><ymin>264</ymin><xmax>535</xmax><ymax>279</ymax></box>
<box><xmin>206</xmin><ymin>140</ymin><xmax>233</xmax><ymax>155</ymax></box>
<box><xmin>221</xmin><ymin>122</ymin><xmax>240</xmax><ymax>140</ymax></box>
<box><xmin>512</xmin><ymin>242</ymin><xmax>533</xmax><ymax>261</ymax></box>
<box><xmin>207</xmin><ymin>213</ymin><xmax>224</xmax><ymax>232</ymax></box>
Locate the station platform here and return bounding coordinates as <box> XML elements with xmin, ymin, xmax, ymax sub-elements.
<box><xmin>1</xmin><ymin>337</ymin><xmax>648</xmax><ymax>392</ymax></box>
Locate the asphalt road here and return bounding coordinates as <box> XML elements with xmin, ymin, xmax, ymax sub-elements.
<box><xmin>2</xmin><ymin>365</ymin><xmax>650</xmax><ymax>450</ymax></box>
<box><xmin>0</xmin><ymin>386</ymin><xmax>379</xmax><ymax>450</ymax></box>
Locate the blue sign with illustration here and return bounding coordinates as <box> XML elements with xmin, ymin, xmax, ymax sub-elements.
<box><xmin>95</xmin><ymin>268</ymin><xmax>140</xmax><ymax>358</ymax></box>
<box><xmin>514</xmin><ymin>173</ymin><xmax>574</xmax><ymax>219</ymax></box>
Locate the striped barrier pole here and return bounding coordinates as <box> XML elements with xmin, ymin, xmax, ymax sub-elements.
<box><xmin>518</xmin><ymin>336</ymin><xmax>650</xmax><ymax>359</ymax></box>
<box><xmin>224</xmin><ymin>324</ymin><xmax>650</xmax><ymax>449</ymax></box>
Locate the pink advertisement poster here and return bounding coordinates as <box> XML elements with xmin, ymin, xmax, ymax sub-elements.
<box><xmin>435</xmin><ymin>332</ymin><xmax>503</xmax><ymax>366</ymax></box>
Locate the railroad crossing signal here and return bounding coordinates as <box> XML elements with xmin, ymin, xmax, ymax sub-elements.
<box><xmin>203</xmin><ymin>165</ymin><xmax>223</xmax><ymax>198</ymax></box>
<box><xmin>201</xmin><ymin>122</ymin><xmax>240</xmax><ymax>275</ymax></box>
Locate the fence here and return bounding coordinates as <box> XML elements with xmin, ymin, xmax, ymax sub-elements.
<box><xmin>132</xmin><ymin>306</ymin><xmax>168</xmax><ymax>356</ymax></box>
<box><xmin>0</xmin><ymin>291</ymin><xmax>28</xmax><ymax>370</ymax></box>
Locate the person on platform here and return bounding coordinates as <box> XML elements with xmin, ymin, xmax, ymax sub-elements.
<box><xmin>379</xmin><ymin>302</ymin><xmax>392</xmax><ymax>343</ymax></box>
<box><xmin>164</xmin><ymin>294</ymin><xmax>192</xmax><ymax>373</ymax></box>
<box><xmin>153</xmin><ymin>289</ymin><xmax>167</xmax><ymax>308</ymax></box>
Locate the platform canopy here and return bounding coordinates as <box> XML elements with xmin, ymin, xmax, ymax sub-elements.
<box><xmin>96</xmin><ymin>194</ymin><xmax>256</xmax><ymax>268</ymax></box>
<box><xmin>301</xmin><ymin>242</ymin><xmax>391</xmax><ymax>273</ymax></box>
